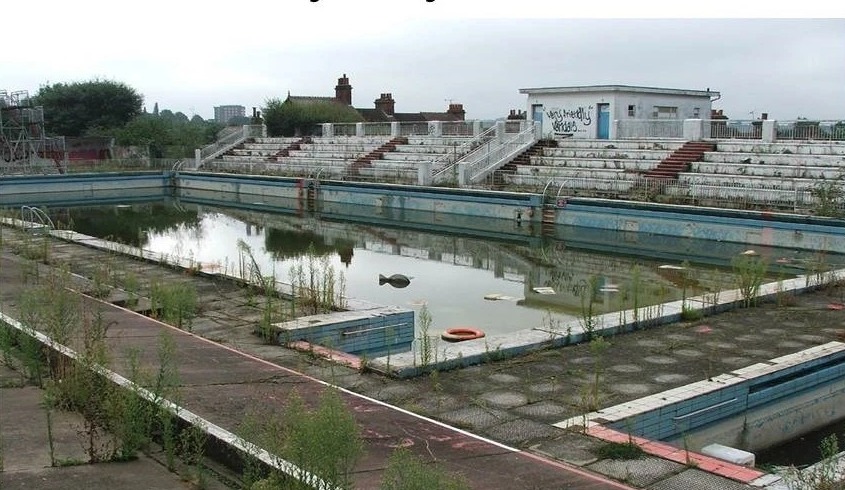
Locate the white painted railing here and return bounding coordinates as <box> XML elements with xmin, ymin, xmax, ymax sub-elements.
<box><xmin>362</xmin><ymin>122</ymin><xmax>392</xmax><ymax>136</ymax></box>
<box><xmin>441</xmin><ymin>121</ymin><xmax>474</xmax><ymax>136</ymax></box>
<box><xmin>617</xmin><ymin>119</ymin><xmax>684</xmax><ymax>139</ymax></box>
<box><xmin>399</xmin><ymin>123</ymin><xmax>430</xmax><ymax>136</ymax></box>
<box><xmin>776</xmin><ymin>120</ymin><xmax>845</xmax><ymax>141</ymax></box>
<box><xmin>463</xmin><ymin>122</ymin><xmax>537</xmax><ymax>184</ymax></box>
<box><xmin>704</xmin><ymin>120</ymin><xmax>759</xmax><ymax>140</ymax></box>
<box><xmin>430</xmin><ymin>126</ymin><xmax>497</xmax><ymax>184</ymax></box>
<box><xmin>195</xmin><ymin>125</ymin><xmax>263</xmax><ymax>168</ymax></box>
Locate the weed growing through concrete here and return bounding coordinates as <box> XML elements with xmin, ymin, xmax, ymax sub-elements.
<box><xmin>379</xmin><ymin>448</ymin><xmax>471</xmax><ymax>490</ymax></box>
<box><xmin>577</xmin><ymin>276</ymin><xmax>601</xmax><ymax>339</ymax></box>
<box><xmin>581</xmin><ymin>337</ymin><xmax>610</xmax><ymax>412</ymax></box>
<box><xmin>150</xmin><ymin>279</ymin><xmax>197</xmax><ymax>331</ymax></box>
<box><xmin>180</xmin><ymin>423</ymin><xmax>209</xmax><ymax>489</ymax></box>
<box><xmin>594</xmin><ymin>441</ymin><xmax>645</xmax><ymax>460</ymax></box>
<box><xmin>417</xmin><ymin>304</ymin><xmax>436</xmax><ymax>367</ymax></box>
<box><xmin>731</xmin><ymin>252</ymin><xmax>768</xmax><ymax>307</ymax></box>
<box><xmin>784</xmin><ymin>434</ymin><xmax>845</xmax><ymax>490</ymax></box>
<box><xmin>239</xmin><ymin>387</ymin><xmax>362</xmax><ymax>489</ymax></box>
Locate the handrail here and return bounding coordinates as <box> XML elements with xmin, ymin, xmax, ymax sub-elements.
<box><xmin>195</xmin><ymin>125</ymin><xmax>263</xmax><ymax>169</ymax></box>
<box><xmin>555</xmin><ymin>180</ymin><xmax>572</xmax><ymax>203</ymax></box>
<box><xmin>464</xmin><ymin>124</ymin><xmax>537</xmax><ymax>183</ymax></box>
<box><xmin>541</xmin><ymin>180</ymin><xmax>555</xmax><ymax>203</ymax></box>
<box><xmin>20</xmin><ymin>205</ymin><xmax>55</xmax><ymax>231</ymax></box>
<box><xmin>431</xmin><ymin>126</ymin><xmax>497</xmax><ymax>182</ymax></box>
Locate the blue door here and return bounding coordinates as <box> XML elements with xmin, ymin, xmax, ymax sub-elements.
<box><xmin>532</xmin><ymin>104</ymin><xmax>543</xmax><ymax>134</ymax></box>
<box><xmin>597</xmin><ymin>103</ymin><xmax>610</xmax><ymax>139</ymax></box>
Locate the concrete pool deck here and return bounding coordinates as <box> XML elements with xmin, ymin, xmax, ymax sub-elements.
<box><xmin>2</xmin><ymin>223</ymin><xmax>845</xmax><ymax>488</ymax></box>
<box><xmin>0</xmin><ymin>253</ymin><xmax>632</xmax><ymax>489</ymax></box>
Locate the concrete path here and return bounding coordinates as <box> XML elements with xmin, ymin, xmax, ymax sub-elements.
<box><xmin>0</xmin><ymin>363</ymin><xmax>225</xmax><ymax>490</ymax></box>
<box><xmin>0</xmin><ymin>254</ymin><xmax>631</xmax><ymax>489</ymax></box>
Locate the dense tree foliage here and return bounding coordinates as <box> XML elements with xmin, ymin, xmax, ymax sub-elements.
<box><xmin>32</xmin><ymin>79</ymin><xmax>143</xmax><ymax>137</ymax></box>
<box><xmin>111</xmin><ymin>113</ymin><xmax>223</xmax><ymax>158</ymax></box>
<box><xmin>263</xmin><ymin>98</ymin><xmax>363</xmax><ymax>137</ymax></box>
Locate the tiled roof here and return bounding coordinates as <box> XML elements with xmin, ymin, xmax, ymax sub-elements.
<box><xmin>285</xmin><ymin>96</ymin><xmax>340</xmax><ymax>104</ymax></box>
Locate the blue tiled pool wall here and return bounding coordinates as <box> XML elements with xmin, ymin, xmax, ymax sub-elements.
<box><xmin>606</xmin><ymin>350</ymin><xmax>845</xmax><ymax>441</ymax></box>
<box><xmin>277</xmin><ymin>310</ymin><xmax>415</xmax><ymax>356</ymax></box>
<box><xmin>1</xmin><ymin>171</ymin><xmax>842</xmax><ymax>254</ymax></box>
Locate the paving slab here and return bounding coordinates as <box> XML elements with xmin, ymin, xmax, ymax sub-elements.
<box><xmin>646</xmin><ymin>468</ymin><xmax>754</xmax><ymax>490</ymax></box>
<box><xmin>587</xmin><ymin>457</ymin><xmax>686</xmax><ymax>487</ymax></box>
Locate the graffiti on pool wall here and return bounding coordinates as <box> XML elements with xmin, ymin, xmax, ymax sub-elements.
<box><xmin>546</xmin><ymin>105</ymin><xmax>594</xmax><ymax>136</ymax></box>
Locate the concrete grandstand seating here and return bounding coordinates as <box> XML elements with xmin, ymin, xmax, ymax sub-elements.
<box><xmin>500</xmin><ymin>139</ymin><xmax>674</xmax><ymax>189</ymax></box>
<box><xmin>496</xmin><ymin>138</ymin><xmax>845</xmax><ymax>209</ymax></box>
<box><xmin>714</xmin><ymin>141</ymin><xmax>845</xmax><ymax>156</ymax></box>
<box><xmin>204</xmin><ymin>135</ymin><xmax>477</xmax><ymax>182</ymax></box>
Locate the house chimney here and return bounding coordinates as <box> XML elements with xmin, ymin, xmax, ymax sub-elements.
<box><xmin>447</xmin><ymin>103</ymin><xmax>465</xmax><ymax>121</ymax></box>
<box><xmin>761</xmin><ymin>113</ymin><xmax>768</xmax><ymax>120</ymax></box>
<box><xmin>374</xmin><ymin>93</ymin><xmax>395</xmax><ymax>116</ymax></box>
<box><xmin>335</xmin><ymin>73</ymin><xmax>352</xmax><ymax>106</ymax></box>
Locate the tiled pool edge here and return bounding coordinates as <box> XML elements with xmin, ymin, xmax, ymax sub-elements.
<box><xmin>368</xmin><ymin>268</ymin><xmax>845</xmax><ymax>378</ymax></box>
<box><xmin>552</xmin><ymin>342</ymin><xmax>845</xmax><ymax>487</ymax></box>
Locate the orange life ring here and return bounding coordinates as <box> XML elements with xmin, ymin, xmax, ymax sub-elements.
<box><xmin>441</xmin><ymin>327</ymin><xmax>485</xmax><ymax>342</ymax></box>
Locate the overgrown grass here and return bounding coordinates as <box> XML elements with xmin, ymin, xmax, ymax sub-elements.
<box><xmin>240</xmin><ymin>387</ymin><xmax>362</xmax><ymax>489</ymax></box>
<box><xmin>380</xmin><ymin>448</ymin><xmax>471</xmax><ymax>490</ymax></box>
<box><xmin>595</xmin><ymin>441</ymin><xmax>646</xmax><ymax>460</ymax></box>
<box><xmin>732</xmin><ymin>253</ymin><xmax>768</xmax><ymax>307</ymax></box>
<box><xmin>150</xmin><ymin>280</ymin><xmax>197</xmax><ymax>331</ymax></box>
<box><xmin>785</xmin><ymin>434</ymin><xmax>845</xmax><ymax>490</ymax></box>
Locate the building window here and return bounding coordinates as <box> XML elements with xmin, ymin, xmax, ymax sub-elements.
<box><xmin>693</xmin><ymin>107</ymin><xmax>700</xmax><ymax>118</ymax></box>
<box><xmin>652</xmin><ymin>106</ymin><xmax>678</xmax><ymax>119</ymax></box>
<box><xmin>627</xmin><ymin>105</ymin><xmax>636</xmax><ymax>117</ymax></box>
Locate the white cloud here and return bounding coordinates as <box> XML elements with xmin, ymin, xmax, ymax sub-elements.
<box><xmin>3</xmin><ymin>6</ymin><xmax>843</xmax><ymax>120</ymax></box>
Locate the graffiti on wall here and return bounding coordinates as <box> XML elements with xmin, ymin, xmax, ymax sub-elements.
<box><xmin>546</xmin><ymin>105</ymin><xmax>594</xmax><ymax>136</ymax></box>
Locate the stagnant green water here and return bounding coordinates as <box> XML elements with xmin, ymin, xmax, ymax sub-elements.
<box><xmin>32</xmin><ymin>202</ymin><xmax>843</xmax><ymax>338</ymax></box>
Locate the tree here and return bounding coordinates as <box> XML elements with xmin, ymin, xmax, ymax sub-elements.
<box><xmin>32</xmin><ymin>79</ymin><xmax>144</xmax><ymax>137</ymax></box>
<box><xmin>263</xmin><ymin>98</ymin><xmax>363</xmax><ymax>137</ymax></box>
<box><xmin>113</xmin><ymin>111</ymin><xmax>223</xmax><ymax>159</ymax></box>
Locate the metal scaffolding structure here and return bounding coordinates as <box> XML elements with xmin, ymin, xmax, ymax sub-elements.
<box><xmin>0</xmin><ymin>89</ymin><xmax>67</xmax><ymax>174</ymax></box>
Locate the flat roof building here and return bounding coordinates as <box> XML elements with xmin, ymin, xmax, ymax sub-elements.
<box><xmin>519</xmin><ymin>84</ymin><xmax>720</xmax><ymax>139</ymax></box>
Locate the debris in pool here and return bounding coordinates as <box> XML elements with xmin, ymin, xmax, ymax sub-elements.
<box><xmin>379</xmin><ymin>273</ymin><xmax>411</xmax><ymax>288</ymax></box>
<box><xmin>741</xmin><ymin>249</ymin><xmax>758</xmax><ymax>256</ymax></box>
<box><xmin>828</xmin><ymin>303</ymin><xmax>844</xmax><ymax>311</ymax></box>
<box><xmin>484</xmin><ymin>293</ymin><xmax>520</xmax><ymax>301</ymax></box>
<box><xmin>532</xmin><ymin>287</ymin><xmax>556</xmax><ymax>295</ymax></box>
<box><xmin>658</xmin><ymin>265</ymin><xmax>685</xmax><ymax>270</ymax></box>
<box><xmin>599</xmin><ymin>287</ymin><xmax>619</xmax><ymax>293</ymax></box>
<box><xmin>694</xmin><ymin>325</ymin><xmax>713</xmax><ymax>334</ymax></box>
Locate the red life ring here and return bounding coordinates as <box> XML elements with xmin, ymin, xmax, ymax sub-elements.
<box><xmin>441</xmin><ymin>327</ymin><xmax>486</xmax><ymax>342</ymax></box>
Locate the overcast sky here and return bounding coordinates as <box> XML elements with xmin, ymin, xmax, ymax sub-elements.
<box><xmin>4</xmin><ymin>1</ymin><xmax>844</xmax><ymax>122</ymax></box>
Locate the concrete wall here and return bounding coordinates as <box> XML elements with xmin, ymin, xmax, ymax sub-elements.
<box><xmin>557</xmin><ymin>198</ymin><xmax>845</xmax><ymax>253</ymax></box>
<box><xmin>176</xmin><ymin>173</ymin><xmax>542</xmax><ymax>224</ymax></box>
<box><xmin>0</xmin><ymin>172</ymin><xmax>169</xmax><ymax>207</ymax></box>
<box><xmin>2</xmin><ymin>172</ymin><xmax>841</xmax><ymax>254</ymax></box>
